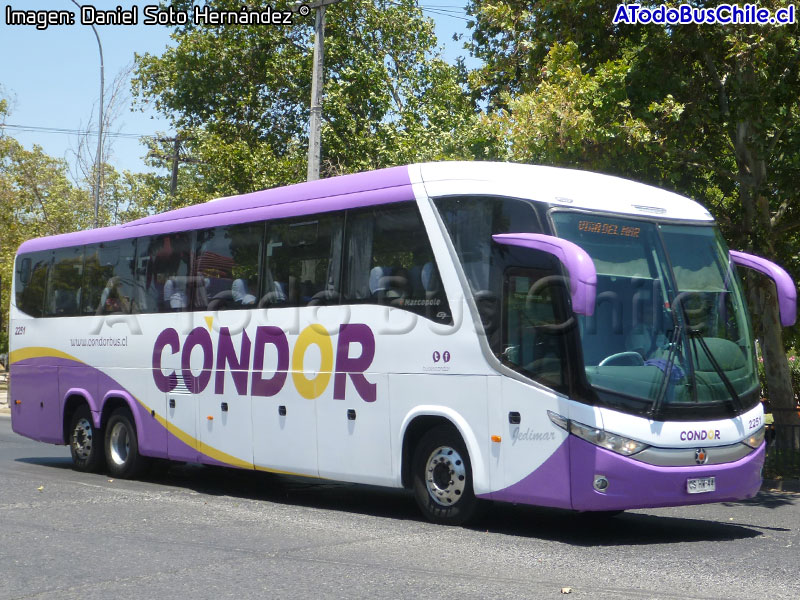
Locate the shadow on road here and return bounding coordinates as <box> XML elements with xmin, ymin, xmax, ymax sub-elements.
<box><xmin>17</xmin><ymin>455</ymin><xmax>776</xmax><ymax>545</ymax></box>
<box><xmin>721</xmin><ymin>489</ymin><xmax>798</xmax><ymax>510</ymax></box>
<box><xmin>471</xmin><ymin>503</ymin><xmax>765</xmax><ymax>545</ymax></box>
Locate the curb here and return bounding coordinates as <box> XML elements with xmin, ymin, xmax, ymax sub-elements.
<box><xmin>762</xmin><ymin>479</ymin><xmax>800</xmax><ymax>493</ymax></box>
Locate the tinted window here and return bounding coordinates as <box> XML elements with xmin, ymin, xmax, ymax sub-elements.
<box><xmin>342</xmin><ymin>204</ymin><xmax>451</xmax><ymax>323</ymax></box>
<box><xmin>435</xmin><ymin>196</ymin><xmax>542</xmax><ymax>294</ymax></box>
<box><xmin>502</xmin><ymin>267</ymin><xmax>569</xmax><ymax>392</ymax></box>
<box><xmin>45</xmin><ymin>246</ymin><xmax>84</xmax><ymax>317</ymax></box>
<box><xmin>135</xmin><ymin>233</ymin><xmax>194</xmax><ymax>313</ymax></box>
<box><xmin>435</xmin><ymin>196</ymin><xmax>543</xmax><ymax>338</ymax></box>
<box><xmin>15</xmin><ymin>251</ymin><xmax>50</xmax><ymax>317</ymax></box>
<box><xmin>83</xmin><ymin>240</ymin><xmax>137</xmax><ymax>315</ymax></box>
<box><xmin>262</xmin><ymin>214</ymin><xmax>343</xmax><ymax>307</ymax></box>
<box><xmin>194</xmin><ymin>224</ymin><xmax>263</xmax><ymax>310</ymax></box>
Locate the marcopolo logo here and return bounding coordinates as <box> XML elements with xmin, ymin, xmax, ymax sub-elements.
<box><xmin>680</xmin><ymin>429</ymin><xmax>721</xmax><ymax>442</ymax></box>
<box><xmin>152</xmin><ymin>323</ymin><xmax>376</xmax><ymax>402</ymax></box>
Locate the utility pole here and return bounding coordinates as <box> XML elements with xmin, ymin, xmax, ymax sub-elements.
<box><xmin>303</xmin><ymin>0</ymin><xmax>343</xmax><ymax>181</ymax></box>
<box><xmin>70</xmin><ymin>0</ymin><xmax>104</xmax><ymax>228</ymax></box>
<box><xmin>170</xmin><ymin>136</ymin><xmax>181</xmax><ymax>198</ymax></box>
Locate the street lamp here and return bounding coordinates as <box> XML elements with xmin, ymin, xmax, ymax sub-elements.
<box><xmin>70</xmin><ymin>0</ymin><xmax>104</xmax><ymax>228</ymax></box>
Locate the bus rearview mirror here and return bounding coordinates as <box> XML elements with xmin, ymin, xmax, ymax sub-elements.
<box><xmin>492</xmin><ymin>233</ymin><xmax>597</xmax><ymax>316</ymax></box>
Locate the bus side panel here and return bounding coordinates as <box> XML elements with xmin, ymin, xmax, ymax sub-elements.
<box><xmin>10</xmin><ymin>364</ymin><xmax>62</xmax><ymax>444</ymax></box>
<box><xmin>483</xmin><ymin>377</ymin><xmax>572</xmax><ymax>509</ymax></box>
<box><xmin>317</xmin><ymin>373</ymin><xmax>391</xmax><ymax>485</ymax></box>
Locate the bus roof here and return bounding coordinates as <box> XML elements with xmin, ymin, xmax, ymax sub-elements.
<box><xmin>18</xmin><ymin>162</ymin><xmax>714</xmax><ymax>254</ymax></box>
<box><xmin>18</xmin><ymin>165</ymin><xmax>413</xmax><ymax>254</ymax></box>
<box><xmin>416</xmin><ymin>162</ymin><xmax>715</xmax><ymax>223</ymax></box>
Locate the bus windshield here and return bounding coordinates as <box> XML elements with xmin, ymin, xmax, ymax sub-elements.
<box><xmin>551</xmin><ymin>212</ymin><xmax>759</xmax><ymax>415</ymax></box>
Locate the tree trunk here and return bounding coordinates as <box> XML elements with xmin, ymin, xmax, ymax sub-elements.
<box><xmin>748</xmin><ymin>276</ymin><xmax>800</xmax><ymax>452</ymax></box>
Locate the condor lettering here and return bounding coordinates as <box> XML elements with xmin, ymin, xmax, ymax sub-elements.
<box><xmin>680</xmin><ymin>429</ymin><xmax>721</xmax><ymax>442</ymax></box>
<box><xmin>152</xmin><ymin>323</ymin><xmax>377</xmax><ymax>402</ymax></box>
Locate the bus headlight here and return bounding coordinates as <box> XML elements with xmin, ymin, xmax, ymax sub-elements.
<box><xmin>569</xmin><ymin>420</ymin><xmax>649</xmax><ymax>456</ymax></box>
<box><xmin>742</xmin><ymin>427</ymin><xmax>765</xmax><ymax>449</ymax></box>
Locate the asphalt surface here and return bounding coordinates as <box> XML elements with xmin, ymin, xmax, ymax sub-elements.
<box><xmin>1</xmin><ymin>415</ymin><xmax>799</xmax><ymax>600</ymax></box>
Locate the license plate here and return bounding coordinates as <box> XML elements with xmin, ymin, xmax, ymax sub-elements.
<box><xmin>687</xmin><ymin>476</ymin><xmax>716</xmax><ymax>494</ymax></box>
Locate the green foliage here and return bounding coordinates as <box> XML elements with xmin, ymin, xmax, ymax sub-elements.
<box><xmin>132</xmin><ymin>0</ymin><xmax>476</xmax><ymax>200</ymax></box>
<box><xmin>758</xmin><ymin>350</ymin><xmax>800</xmax><ymax>408</ymax></box>
<box><xmin>0</xmin><ymin>130</ymin><xmax>94</xmax><ymax>352</ymax></box>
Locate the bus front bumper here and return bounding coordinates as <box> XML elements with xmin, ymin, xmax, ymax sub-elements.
<box><xmin>570</xmin><ymin>436</ymin><xmax>765</xmax><ymax>511</ymax></box>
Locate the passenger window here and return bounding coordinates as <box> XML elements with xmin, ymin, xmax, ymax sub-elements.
<box><xmin>502</xmin><ymin>268</ymin><xmax>569</xmax><ymax>392</ymax></box>
<box><xmin>262</xmin><ymin>214</ymin><xmax>343</xmax><ymax>307</ymax></box>
<box><xmin>342</xmin><ymin>204</ymin><xmax>452</xmax><ymax>324</ymax></box>
<box><xmin>134</xmin><ymin>233</ymin><xmax>193</xmax><ymax>313</ymax></box>
<box><xmin>15</xmin><ymin>251</ymin><xmax>51</xmax><ymax>317</ymax></box>
<box><xmin>45</xmin><ymin>246</ymin><xmax>84</xmax><ymax>317</ymax></box>
<box><xmin>193</xmin><ymin>224</ymin><xmax>263</xmax><ymax>310</ymax></box>
<box><xmin>83</xmin><ymin>240</ymin><xmax>137</xmax><ymax>315</ymax></box>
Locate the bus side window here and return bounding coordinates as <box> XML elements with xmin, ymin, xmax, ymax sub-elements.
<box><xmin>15</xmin><ymin>251</ymin><xmax>51</xmax><ymax>318</ymax></box>
<box><xmin>194</xmin><ymin>224</ymin><xmax>263</xmax><ymax>311</ymax></box>
<box><xmin>502</xmin><ymin>268</ymin><xmax>570</xmax><ymax>393</ymax></box>
<box><xmin>262</xmin><ymin>214</ymin><xmax>343</xmax><ymax>308</ymax></box>
<box><xmin>134</xmin><ymin>234</ymin><xmax>193</xmax><ymax>313</ymax></box>
<box><xmin>45</xmin><ymin>246</ymin><xmax>84</xmax><ymax>317</ymax></box>
<box><xmin>83</xmin><ymin>240</ymin><xmax>137</xmax><ymax>315</ymax></box>
<box><xmin>341</xmin><ymin>204</ymin><xmax>452</xmax><ymax>324</ymax></box>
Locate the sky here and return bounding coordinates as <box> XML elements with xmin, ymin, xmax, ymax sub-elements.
<box><xmin>0</xmin><ymin>1</ymin><xmax>476</xmax><ymax>178</ymax></box>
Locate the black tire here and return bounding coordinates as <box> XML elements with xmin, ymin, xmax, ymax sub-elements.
<box><xmin>104</xmin><ymin>408</ymin><xmax>149</xmax><ymax>479</ymax></box>
<box><xmin>412</xmin><ymin>425</ymin><xmax>483</xmax><ymax>525</ymax></box>
<box><xmin>69</xmin><ymin>405</ymin><xmax>105</xmax><ymax>472</ymax></box>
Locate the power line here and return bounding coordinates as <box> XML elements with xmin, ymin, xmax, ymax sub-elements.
<box><xmin>0</xmin><ymin>123</ymin><xmax>156</xmax><ymax>140</ymax></box>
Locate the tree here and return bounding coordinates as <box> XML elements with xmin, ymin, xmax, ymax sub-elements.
<box><xmin>0</xmin><ymin>102</ymin><xmax>93</xmax><ymax>352</ymax></box>
<box><xmin>132</xmin><ymin>0</ymin><xmax>475</xmax><ymax>198</ymax></box>
<box><xmin>467</xmin><ymin>1</ymin><xmax>800</xmax><ymax>426</ymax></box>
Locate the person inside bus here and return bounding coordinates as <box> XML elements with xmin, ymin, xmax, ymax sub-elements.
<box><xmin>163</xmin><ymin>276</ymin><xmax>188</xmax><ymax>311</ymax></box>
<box><xmin>231</xmin><ymin>279</ymin><xmax>256</xmax><ymax>305</ymax></box>
<box><xmin>97</xmin><ymin>276</ymin><xmax>131</xmax><ymax>315</ymax></box>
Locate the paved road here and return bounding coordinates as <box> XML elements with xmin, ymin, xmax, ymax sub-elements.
<box><xmin>1</xmin><ymin>416</ymin><xmax>798</xmax><ymax>600</ymax></box>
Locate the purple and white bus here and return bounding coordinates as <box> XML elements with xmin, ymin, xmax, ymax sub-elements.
<box><xmin>9</xmin><ymin>162</ymin><xmax>796</xmax><ymax>524</ymax></box>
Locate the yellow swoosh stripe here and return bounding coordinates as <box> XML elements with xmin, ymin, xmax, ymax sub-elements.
<box><xmin>11</xmin><ymin>347</ymin><xmax>313</xmax><ymax>476</ymax></box>
<box><xmin>10</xmin><ymin>347</ymin><xmax>84</xmax><ymax>365</ymax></box>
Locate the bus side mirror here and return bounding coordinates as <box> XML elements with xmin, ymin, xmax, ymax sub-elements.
<box><xmin>492</xmin><ymin>233</ymin><xmax>597</xmax><ymax>316</ymax></box>
<box><xmin>730</xmin><ymin>250</ymin><xmax>797</xmax><ymax>327</ymax></box>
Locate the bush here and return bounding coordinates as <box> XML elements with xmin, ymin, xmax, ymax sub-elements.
<box><xmin>757</xmin><ymin>349</ymin><xmax>800</xmax><ymax>409</ymax></box>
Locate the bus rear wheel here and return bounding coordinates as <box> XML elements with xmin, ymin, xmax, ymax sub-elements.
<box><xmin>412</xmin><ymin>425</ymin><xmax>482</xmax><ymax>525</ymax></box>
<box><xmin>69</xmin><ymin>405</ymin><xmax>105</xmax><ymax>472</ymax></box>
<box><xmin>104</xmin><ymin>408</ymin><xmax>148</xmax><ymax>479</ymax></box>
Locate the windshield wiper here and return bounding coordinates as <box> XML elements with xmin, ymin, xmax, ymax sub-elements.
<box><xmin>649</xmin><ymin>320</ymin><xmax>683</xmax><ymax>420</ymax></box>
<box><xmin>688</xmin><ymin>330</ymin><xmax>745</xmax><ymax>414</ymax></box>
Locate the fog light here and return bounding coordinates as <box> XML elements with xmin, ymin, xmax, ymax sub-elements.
<box><xmin>593</xmin><ymin>475</ymin><xmax>609</xmax><ymax>492</ymax></box>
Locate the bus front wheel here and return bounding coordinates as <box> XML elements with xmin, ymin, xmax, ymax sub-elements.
<box><xmin>412</xmin><ymin>425</ymin><xmax>482</xmax><ymax>525</ymax></box>
<box><xmin>69</xmin><ymin>405</ymin><xmax>105</xmax><ymax>472</ymax></box>
<box><xmin>104</xmin><ymin>408</ymin><xmax>148</xmax><ymax>479</ymax></box>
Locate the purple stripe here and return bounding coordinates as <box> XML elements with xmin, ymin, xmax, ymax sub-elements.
<box><xmin>10</xmin><ymin>356</ymin><xmax>231</xmax><ymax>468</ymax></box>
<box><xmin>480</xmin><ymin>439</ymin><xmax>573</xmax><ymax>509</ymax></box>
<box><xmin>483</xmin><ymin>435</ymin><xmax>763</xmax><ymax>510</ymax></box>
<box><xmin>569</xmin><ymin>436</ymin><xmax>763</xmax><ymax>511</ymax></box>
<box><xmin>18</xmin><ymin>166</ymin><xmax>413</xmax><ymax>253</ymax></box>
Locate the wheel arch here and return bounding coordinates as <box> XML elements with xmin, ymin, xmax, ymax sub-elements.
<box><xmin>99</xmin><ymin>392</ymin><xmax>142</xmax><ymax>439</ymax></box>
<box><xmin>62</xmin><ymin>389</ymin><xmax>100</xmax><ymax>444</ymax></box>
<box><xmin>399</xmin><ymin>406</ymin><xmax>488</xmax><ymax>494</ymax></box>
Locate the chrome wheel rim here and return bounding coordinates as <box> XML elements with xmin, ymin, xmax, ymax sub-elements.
<box><xmin>425</xmin><ymin>445</ymin><xmax>466</xmax><ymax>506</ymax></box>
<box><xmin>72</xmin><ymin>418</ymin><xmax>94</xmax><ymax>460</ymax></box>
<box><xmin>109</xmin><ymin>422</ymin><xmax>130</xmax><ymax>467</ymax></box>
